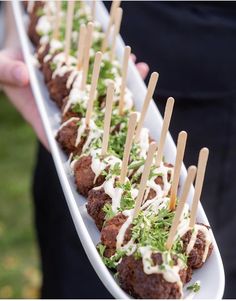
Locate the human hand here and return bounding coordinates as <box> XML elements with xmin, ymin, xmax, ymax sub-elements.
<box><xmin>131</xmin><ymin>54</ymin><xmax>149</xmax><ymax>80</ymax></box>
<box><xmin>0</xmin><ymin>48</ymin><xmax>49</xmax><ymax>150</ymax></box>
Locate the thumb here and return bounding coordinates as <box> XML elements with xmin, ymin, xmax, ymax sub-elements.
<box><xmin>0</xmin><ymin>52</ymin><xmax>29</xmax><ymax>87</ymax></box>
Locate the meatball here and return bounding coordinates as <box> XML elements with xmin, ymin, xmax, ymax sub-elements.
<box><xmin>47</xmin><ymin>71</ymin><xmax>72</xmax><ymax>108</ymax></box>
<box><xmin>28</xmin><ymin>2</ymin><xmax>44</xmax><ymax>46</ymax></box>
<box><xmin>56</xmin><ymin>118</ymin><xmax>86</xmax><ymax>155</ymax></box>
<box><xmin>87</xmin><ymin>188</ymin><xmax>112</xmax><ymax>230</ymax></box>
<box><xmin>74</xmin><ymin>155</ymin><xmax>105</xmax><ymax>197</ymax></box>
<box><xmin>101</xmin><ymin>213</ymin><xmax>132</xmax><ymax>258</ymax></box>
<box><xmin>181</xmin><ymin>224</ymin><xmax>213</xmax><ymax>269</ymax></box>
<box><xmin>117</xmin><ymin>254</ymin><xmax>189</xmax><ymax>299</ymax></box>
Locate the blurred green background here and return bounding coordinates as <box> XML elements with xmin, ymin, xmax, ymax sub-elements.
<box><xmin>0</xmin><ymin>92</ymin><xmax>40</xmax><ymax>298</ymax></box>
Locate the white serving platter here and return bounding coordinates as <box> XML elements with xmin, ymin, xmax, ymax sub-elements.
<box><xmin>12</xmin><ymin>0</ymin><xmax>225</xmax><ymax>299</ymax></box>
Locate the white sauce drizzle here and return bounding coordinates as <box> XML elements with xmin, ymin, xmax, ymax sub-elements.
<box><xmin>90</xmin><ymin>150</ymin><xmax>121</xmax><ymax>183</ymax></box>
<box><xmin>75</xmin><ymin>118</ymin><xmax>103</xmax><ymax>154</ymax></box>
<box><xmin>51</xmin><ymin>52</ymin><xmax>77</xmax><ymax>79</ymax></box>
<box><xmin>103</xmin><ymin>177</ymin><xmax>123</xmax><ymax>213</ymax></box>
<box><xmin>139</xmin><ymin>246</ymin><xmax>183</xmax><ymax>297</ymax></box>
<box><xmin>116</xmin><ymin>209</ymin><xmax>133</xmax><ymax>250</ymax></box>
<box><xmin>58</xmin><ymin>117</ymin><xmax>80</xmax><ymax>132</ymax></box>
<box><xmin>36</xmin><ymin>15</ymin><xmax>52</xmax><ymax>36</ymax></box>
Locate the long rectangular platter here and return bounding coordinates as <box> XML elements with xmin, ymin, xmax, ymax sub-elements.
<box><xmin>12</xmin><ymin>1</ymin><xmax>225</xmax><ymax>298</ymax></box>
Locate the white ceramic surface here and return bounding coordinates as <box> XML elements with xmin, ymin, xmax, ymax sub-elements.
<box><xmin>12</xmin><ymin>1</ymin><xmax>225</xmax><ymax>298</ymax></box>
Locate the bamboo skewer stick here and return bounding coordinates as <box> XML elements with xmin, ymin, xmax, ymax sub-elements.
<box><xmin>81</xmin><ymin>22</ymin><xmax>94</xmax><ymax>90</ymax></box>
<box><xmin>119</xmin><ymin>46</ymin><xmax>131</xmax><ymax>115</ymax></box>
<box><xmin>110</xmin><ymin>7</ymin><xmax>123</xmax><ymax>61</ymax></box>
<box><xmin>156</xmin><ymin>97</ymin><xmax>175</xmax><ymax>167</ymax></box>
<box><xmin>91</xmin><ymin>0</ymin><xmax>96</xmax><ymax>21</ymax></box>
<box><xmin>77</xmin><ymin>24</ymin><xmax>87</xmax><ymax>70</ymax></box>
<box><xmin>101</xmin><ymin>0</ymin><xmax>121</xmax><ymax>52</ymax></box>
<box><xmin>189</xmin><ymin>148</ymin><xmax>209</xmax><ymax>228</ymax></box>
<box><xmin>134</xmin><ymin>72</ymin><xmax>159</xmax><ymax>142</ymax></box>
<box><xmin>169</xmin><ymin>131</ymin><xmax>188</xmax><ymax>211</ymax></box>
<box><xmin>101</xmin><ymin>83</ymin><xmax>115</xmax><ymax>157</ymax></box>
<box><xmin>166</xmin><ymin>165</ymin><xmax>197</xmax><ymax>250</ymax></box>
<box><xmin>65</xmin><ymin>1</ymin><xmax>75</xmax><ymax>65</ymax></box>
<box><xmin>133</xmin><ymin>142</ymin><xmax>158</xmax><ymax>218</ymax></box>
<box><xmin>85</xmin><ymin>51</ymin><xmax>102</xmax><ymax>127</ymax></box>
<box><xmin>27</xmin><ymin>1</ymin><xmax>34</xmax><ymax>14</ymax></box>
<box><xmin>45</xmin><ymin>1</ymin><xmax>52</xmax><ymax>20</ymax></box>
<box><xmin>53</xmin><ymin>0</ymin><xmax>61</xmax><ymax>40</ymax></box>
<box><xmin>119</xmin><ymin>112</ymin><xmax>138</xmax><ymax>185</ymax></box>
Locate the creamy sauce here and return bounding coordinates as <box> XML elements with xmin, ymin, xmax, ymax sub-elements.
<box><xmin>75</xmin><ymin>118</ymin><xmax>103</xmax><ymax>153</ymax></box>
<box><xmin>43</xmin><ymin>39</ymin><xmax>64</xmax><ymax>63</ymax></box>
<box><xmin>36</xmin><ymin>15</ymin><xmax>52</xmax><ymax>36</ymax></box>
<box><xmin>116</xmin><ymin>214</ymin><xmax>132</xmax><ymax>249</ymax></box>
<box><xmin>63</xmin><ymin>79</ymin><xmax>89</xmax><ymax>117</ymax></box>
<box><xmin>58</xmin><ymin>117</ymin><xmax>80</xmax><ymax>132</ymax></box>
<box><xmin>90</xmin><ymin>149</ymin><xmax>121</xmax><ymax>183</ymax></box>
<box><xmin>51</xmin><ymin>52</ymin><xmax>77</xmax><ymax>79</ymax></box>
<box><xmin>139</xmin><ymin>246</ymin><xmax>183</xmax><ymax>296</ymax></box>
<box><xmin>186</xmin><ymin>224</ymin><xmax>212</xmax><ymax>263</ymax></box>
<box><xmin>103</xmin><ymin>177</ymin><xmax>123</xmax><ymax>213</ymax></box>
<box><xmin>175</xmin><ymin>205</ymin><xmax>212</xmax><ymax>264</ymax></box>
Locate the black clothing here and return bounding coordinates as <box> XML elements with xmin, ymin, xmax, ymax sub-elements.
<box><xmin>33</xmin><ymin>2</ymin><xmax>236</xmax><ymax>298</ymax></box>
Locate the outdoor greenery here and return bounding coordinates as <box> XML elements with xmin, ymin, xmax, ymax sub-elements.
<box><xmin>0</xmin><ymin>92</ymin><xmax>40</xmax><ymax>298</ymax></box>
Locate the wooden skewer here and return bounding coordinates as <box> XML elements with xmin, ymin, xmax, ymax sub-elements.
<box><xmin>91</xmin><ymin>0</ymin><xmax>96</xmax><ymax>21</ymax></box>
<box><xmin>27</xmin><ymin>1</ymin><xmax>34</xmax><ymax>14</ymax></box>
<box><xmin>118</xmin><ymin>46</ymin><xmax>131</xmax><ymax>115</ymax></box>
<box><xmin>81</xmin><ymin>22</ymin><xmax>94</xmax><ymax>90</ymax></box>
<box><xmin>53</xmin><ymin>0</ymin><xmax>61</xmax><ymax>40</ymax></box>
<box><xmin>132</xmin><ymin>142</ymin><xmax>158</xmax><ymax>218</ymax></box>
<box><xmin>101</xmin><ymin>0</ymin><xmax>121</xmax><ymax>52</ymax></box>
<box><xmin>169</xmin><ymin>131</ymin><xmax>188</xmax><ymax>211</ymax></box>
<box><xmin>85</xmin><ymin>51</ymin><xmax>102</xmax><ymax>127</ymax></box>
<box><xmin>156</xmin><ymin>97</ymin><xmax>175</xmax><ymax>167</ymax></box>
<box><xmin>189</xmin><ymin>148</ymin><xmax>209</xmax><ymax>228</ymax></box>
<box><xmin>77</xmin><ymin>24</ymin><xmax>87</xmax><ymax>70</ymax></box>
<box><xmin>166</xmin><ymin>165</ymin><xmax>197</xmax><ymax>250</ymax></box>
<box><xmin>120</xmin><ymin>112</ymin><xmax>138</xmax><ymax>185</ymax></box>
<box><xmin>134</xmin><ymin>72</ymin><xmax>159</xmax><ymax>142</ymax></box>
<box><xmin>110</xmin><ymin>7</ymin><xmax>123</xmax><ymax>61</ymax></box>
<box><xmin>101</xmin><ymin>83</ymin><xmax>115</xmax><ymax>157</ymax></box>
<box><xmin>45</xmin><ymin>1</ymin><xmax>51</xmax><ymax>20</ymax></box>
<box><xmin>65</xmin><ymin>0</ymin><xmax>75</xmax><ymax>65</ymax></box>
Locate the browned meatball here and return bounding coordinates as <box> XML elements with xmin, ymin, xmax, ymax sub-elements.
<box><xmin>47</xmin><ymin>71</ymin><xmax>72</xmax><ymax>108</ymax></box>
<box><xmin>74</xmin><ymin>155</ymin><xmax>105</xmax><ymax>197</ymax></box>
<box><xmin>41</xmin><ymin>58</ymin><xmax>54</xmax><ymax>84</ymax></box>
<box><xmin>101</xmin><ymin>213</ymin><xmax>132</xmax><ymax>258</ymax></box>
<box><xmin>182</xmin><ymin>224</ymin><xmax>213</xmax><ymax>269</ymax></box>
<box><xmin>87</xmin><ymin>188</ymin><xmax>112</xmax><ymax>230</ymax></box>
<box><xmin>117</xmin><ymin>254</ymin><xmax>189</xmax><ymax>299</ymax></box>
<box><xmin>56</xmin><ymin>118</ymin><xmax>86</xmax><ymax>156</ymax></box>
<box><xmin>28</xmin><ymin>2</ymin><xmax>44</xmax><ymax>46</ymax></box>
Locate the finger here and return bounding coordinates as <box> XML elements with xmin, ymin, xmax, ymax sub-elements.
<box><xmin>131</xmin><ymin>53</ymin><xmax>137</xmax><ymax>63</ymax></box>
<box><xmin>0</xmin><ymin>53</ymin><xmax>29</xmax><ymax>87</ymax></box>
<box><xmin>136</xmin><ymin>62</ymin><xmax>149</xmax><ymax>80</ymax></box>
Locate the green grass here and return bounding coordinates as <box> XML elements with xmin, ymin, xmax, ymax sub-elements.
<box><xmin>0</xmin><ymin>92</ymin><xmax>40</xmax><ymax>298</ymax></box>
